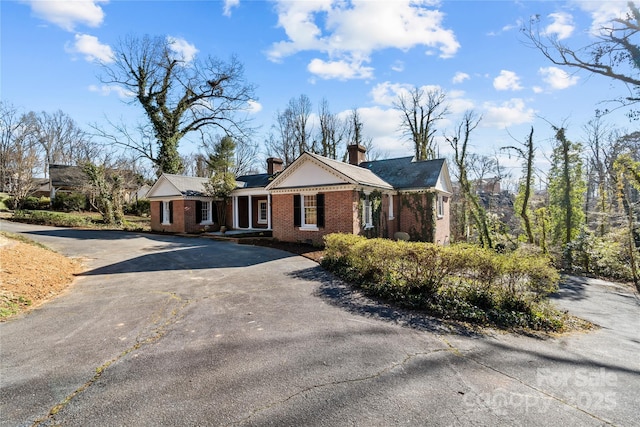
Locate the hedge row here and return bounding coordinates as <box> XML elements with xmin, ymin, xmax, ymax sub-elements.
<box><xmin>322</xmin><ymin>234</ymin><xmax>564</xmax><ymax>330</ymax></box>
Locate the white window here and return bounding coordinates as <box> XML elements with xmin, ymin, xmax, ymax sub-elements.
<box><xmin>437</xmin><ymin>194</ymin><xmax>444</xmax><ymax>218</ymax></box>
<box><xmin>201</xmin><ymin>201</ymin><xmax>212</xmax><ymax>224</ymax></box>
<box><xmin>362</xmin><ymin>194</ymin><xmax>373</xmax><ymax>229</ymax></box>
<box><xmin>258</xmin><ymin>200</ymin><xmax>268</xmax><ymax>224</ymax></box>
<box><xmin>162</xmin><ymin>201</ymin><xmax>171</xmax><ymax>225</ymax></box>
<box><xmin>303</xmin><ymin>195</ymin><xmax>317</xmax><ymax>227</ymax></box>
<box><xmin>388</xmin><ymin>194</ymin><xmax>394</xmax><ymax>220</ymax></box>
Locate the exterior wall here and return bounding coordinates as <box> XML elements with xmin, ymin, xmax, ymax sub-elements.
<box><xmin>380</xmin><ymin>193</ymin><xmax>399</xmax><ymax>238</ymax></box>
<box><xmin>150</xmin><ymin>199</ymin><xmax>214</xmax><ymax>233</ymax></box>
<box><xmin>272</xmin><ymin>190</ymin><xmax>359</xmax><ymax>245</ymax></box>
<box><xmin>150</xmin><ymin>199</ymin><xmax>187</xmax><ymax>233</ymax></box>
<box><xmin>396</xmin><ymin>192</ymin><xmax>435</xmax><ymax>242</ymax></box>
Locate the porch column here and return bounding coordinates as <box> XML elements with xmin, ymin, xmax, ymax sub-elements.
<box><xmin>267</xmin><ymin>194</ymin><xmax>272</xmax><ymax>230</ymax></box>
<box><xmin>248</xmin><ymin>195</ymin><xmax>253</xmax><ymax>229</ymax></box>
<box><xmin>232</xmin><ymin>196</ymin><xmax>239</xmax><ymax>229</ymax></box>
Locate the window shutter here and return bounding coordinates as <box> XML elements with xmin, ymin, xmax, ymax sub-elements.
<box><xmin>212</xmin><ymin>202</ymin><xmax>219</xmax><ymax>223</ymax></box>
<box><xmin>169</xmin><ymin>201</ymin><xmax>174</xmax><ymax>224</ymax></box>
<box><xmin>293</xmin><ymin>194</ymin><xmax>301</xmax><ymax>227</ymax></box>
<box><xmin>317</xmin><ymin>193</ymin><xmax>325</xmax><ymax>228</ymax></box>
<box><xmin>159</xmin><ymin>201</ymin><xmax>164</xmax><ymax>224</ymax></box>
<box><xmin>196</xmin><ymin>201</ymin><xmax>202</xmax><ymax>223</ymax></box>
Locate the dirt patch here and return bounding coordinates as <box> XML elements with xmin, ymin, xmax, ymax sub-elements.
<box><xmin>0</xmin><ymin>236</ymin><xmax>81</xmax><ymax>320</ymax></box>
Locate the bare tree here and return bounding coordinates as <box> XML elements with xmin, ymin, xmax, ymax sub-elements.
<box><xmin>524</xmin><ymin>2</ymin><xmax>640</xmax><ymax>119</ymax></box>
<box><xmin>287</xmin><ymin>94</ymin><xmax>313</xmax><ymax>154</ymax></box>
<box><xmin>316</xmin><ymin>98</ymin><xmax>346</xmax><ymax>160</ymax></box>
<box><xmin>395</xmin><ymin>87</ymin><xmax>449</xmax><ymax>160</ymax></box>
<box><xmin>0</xmin><ymin>104</ymin><xmax>40</xmax><ymax>207</ymax></box>
<box><xmin>100</xmin><ymin>34</ymin><xmax>256</xmax><ymax>174</ymax></box>
<box><xmin>344</xmin><ymin>108</ymin><xmax>382</xmax><ymax>161</ymax></box>
<box><xmin>30</xmin><ymin>110</ymin><xmax>92</xmax><ymax>176</ymax></box>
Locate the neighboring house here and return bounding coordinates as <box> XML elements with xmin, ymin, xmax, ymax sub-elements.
<box><xmin>44</xmin><ymin>164</ymin><xmax>141</xmax><ymax>202</ymax></box>
<box><xmin>147</xmin><ymin>145</ymin><xmax>452</xmax><ymax>244</ymax></box>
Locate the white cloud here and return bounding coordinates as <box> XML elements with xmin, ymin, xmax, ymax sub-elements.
<box><xmin>543</xmin><ymin>12</ymin><xmax>574</xmax><ymax>40</ymax></box>
<box><xmin>448</xmin><ymin>90</ymin><xmax>475</xmax><ymax>114</ymax></box>
<box><xmin>391</xmin><ymin>61</ymin><xmax>404</xmax><ymax>73</ymax></box>
<box><xmin>246</xmin><ymin>100</ymin><xmax>263</xmax><ymax>114</ymax></box>
<box><xmin>573</xmin><ymin>0</ymin><xmax>630</xmax><ymax>35</ymax></box>
<box><xmin>481</xmin><ymin>98</ymin><xmax>535</xmax><ymax>129</ymax></box>
<box><xmin>25</xmin><ymin>0</ymin><xmax>107</xmax><ymax>31</ymax></box>
<box><xmin>88</xmin><ymin>84</ymin><xmax>133</xmax><ymax>98</ymax></box>
<box><xmin>268</xmin><ymin>0</ymin><xmax>460</xmax><ymax>80</ymax></box>
<box><xmin>370</xmin><ymin>81</ymin><xmax>415</xmax><ymax>106</ymax></box>
<box><xmin>539</xmin><ymin>66</ymin><xmax>579</xmax><ymax>89</ymax></box>
<box><xmin>223</xmin><ymin>0</ymin><xmax>240</xmax><ymax>17</ymax></box>
<box><xmin>307</xmin><ymin>57</ymin><xmax>374</xmax><ymax>80</ymax></box>
<box><xmin>452</xmin><ymin>72</ymin><xmax>470</xmax><ymax>84</ymax></box>
<box><xmin>65</xmin><ymin>33</ymin><xmax>113</xmax><ymax>63</ymax></box>
<box><xmin>493</xmin><ymin>70</ymin><xmax>523</xmax><ymax>91</ymax></box>
<box><xmin>167</xmin><ymin>36</ymin><xmax>198</xmax><ymax>63</ymax></box>
<box><xmin>532</xmin><ymin>86</ymin><xmax>544</xmax><ymax>94</ymax></box>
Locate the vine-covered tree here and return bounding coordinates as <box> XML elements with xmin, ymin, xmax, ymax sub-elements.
<box><xmin>446</xmin><ymin>111</ymin><xmax>493</xmax><ymax>249</ymax></box>
<box><xmin>395</xmin><ymin>86</ymin><xmax>449</xmax><ymax>160</ymax></box>
<box><xmin>101</xmin><ymin>34</ymin><xmax>256</xmax><ymax>175</ymax></box>
<box><xmin>525</xmin><ymin>2</ymin><xmax>640</xmax><ymax>119</ymax></box>
<box><xmin>503</xmin><ymin>127</ymin><xmax>536</xmax><ymax>244</ymax></box>
<box><xmin>548</xmin><ymin>126</ymin><xmax>586</xmax><ymax>267</ymax></box>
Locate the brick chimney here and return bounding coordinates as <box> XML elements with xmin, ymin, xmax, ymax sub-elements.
<box><xmin>267</xmin><ymin>157</ymin><xmax>284</xmax><ymax>174</ymax></box>
<box><xmin>347</xmin><ymin>144</ymin><xmax>366</xmax><ymax>166</ymax></box>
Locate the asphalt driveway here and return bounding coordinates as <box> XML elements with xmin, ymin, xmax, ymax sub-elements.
<box><xmin>1</xmin><ymin>221</ymin><xmax>638</xmax><ymax>426</ymax></box>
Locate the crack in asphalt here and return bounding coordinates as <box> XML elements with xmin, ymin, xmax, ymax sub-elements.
<box><xmin>230</xmin><ymin>348</ymin><xmax>453</xmax><ymax>426</ymax></box>
<box><xmin>31</xmin><ymin>292</ymin><xmax>191</xmax><ymax>427</ymax></box>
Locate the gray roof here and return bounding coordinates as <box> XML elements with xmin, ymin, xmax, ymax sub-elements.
<box><xmin>236</xmin><ymin>173</ymin><xmax>273</xmax><ymax>189</ymax></box>
<box><xmin>50</xmin><ymin>164</ymin><xmax>88</xmax><ymax>187</ymax></box>
<box><xmin>163</xmin><ymin>174</ymin><xmax>210</xmax><ymax>197</ymax></box>
<box><xmin>360</xmin><ymin>157</ymin><xmax>445</xmax><ymax>190</ymax></box>
<box><xmin>306</xmin><ymin>152</ymin><xmax>393</xmax><ymax>189</ymax></box>
<box><xmin>50</xmin><ymin>164</ymin><xmax>138</xmax><ymax>189</ymax></box>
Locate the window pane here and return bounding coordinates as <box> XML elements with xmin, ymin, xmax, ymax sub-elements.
<box><xmin>303</xmin><ymin>195</ymin><xmax>317</xmax><ymax>226</ymax></box>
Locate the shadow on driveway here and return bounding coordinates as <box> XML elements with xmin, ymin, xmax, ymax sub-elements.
<box><xmin>290</xmin><ymin>266</ymin><xmax>481</xmax><ymax>337</ymax></box>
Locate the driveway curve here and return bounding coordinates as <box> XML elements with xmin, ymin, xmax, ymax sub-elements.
<box><xmin>1</xmin><ymin>221</ymin><xmax>638</xmax><ymax>426</ymax></box>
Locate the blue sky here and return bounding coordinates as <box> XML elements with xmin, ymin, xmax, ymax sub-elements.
<box><xmin>1</xmin><ymin>0</ymin><xmax>636</xmax><ymax>183</ymax></box>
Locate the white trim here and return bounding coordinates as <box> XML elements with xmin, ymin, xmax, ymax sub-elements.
<box><xmin>267</xmin><ymin>194</ymin><xmax>272</xmax><ymax>229</ymax></box>
<box><xmin>437</xmin><ymin>194</ymin><xmax>445</xmax><ymax>219</ymax></box>
<box><xmin>248</xmin><ymin>195</ymin><xmax>253</xmax><ymax>229</ymax></box>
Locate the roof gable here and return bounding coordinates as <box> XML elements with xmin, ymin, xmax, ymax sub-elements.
<box><xmin>266</xmin><ymin>152</ymin><xmax>393</xmax><ymax>191</ymax></box>
<box><xmin>147</xmin><ymin>174</ymin><xmax>210</xmax><ymax>199</ymax></box>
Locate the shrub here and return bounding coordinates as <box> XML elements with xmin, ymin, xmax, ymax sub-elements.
<box><xmin>12</xmin><ymin>210</ymin><xmax>91</xmax><ymax>227</ymax></box>
<box><xmin>52</xmin><ymin>192</ymin><xmax>87</xmax><ymax>212</ymax></box>
<box><xmin>124</xmin><ymin>199</ymin><xmax>150</xmax><ymax>216</ymax></box>
<box><xmin>567</xmin><ymin>229</ymin><xmax>635</xmax><ymax>282</ymax></box>
<box><xmin>322</xmin><ymin>233</ymin><xmax>563</xmax><ymax>330</ymax></box>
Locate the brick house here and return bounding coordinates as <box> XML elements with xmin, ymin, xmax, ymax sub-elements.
<box><xmin>146</xmin><ymin>158</ymin><xmax>284</xmax><ymax>234</ymax></box>
<box><xmin>147</xmin><ymin>146</ymin><xmax>452</xmax><ymax>244</ymax></box>
<box><xmin>265</xmin><ymin>145</ymin><xmax>452</xmax><ymax>245</ymax></box>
